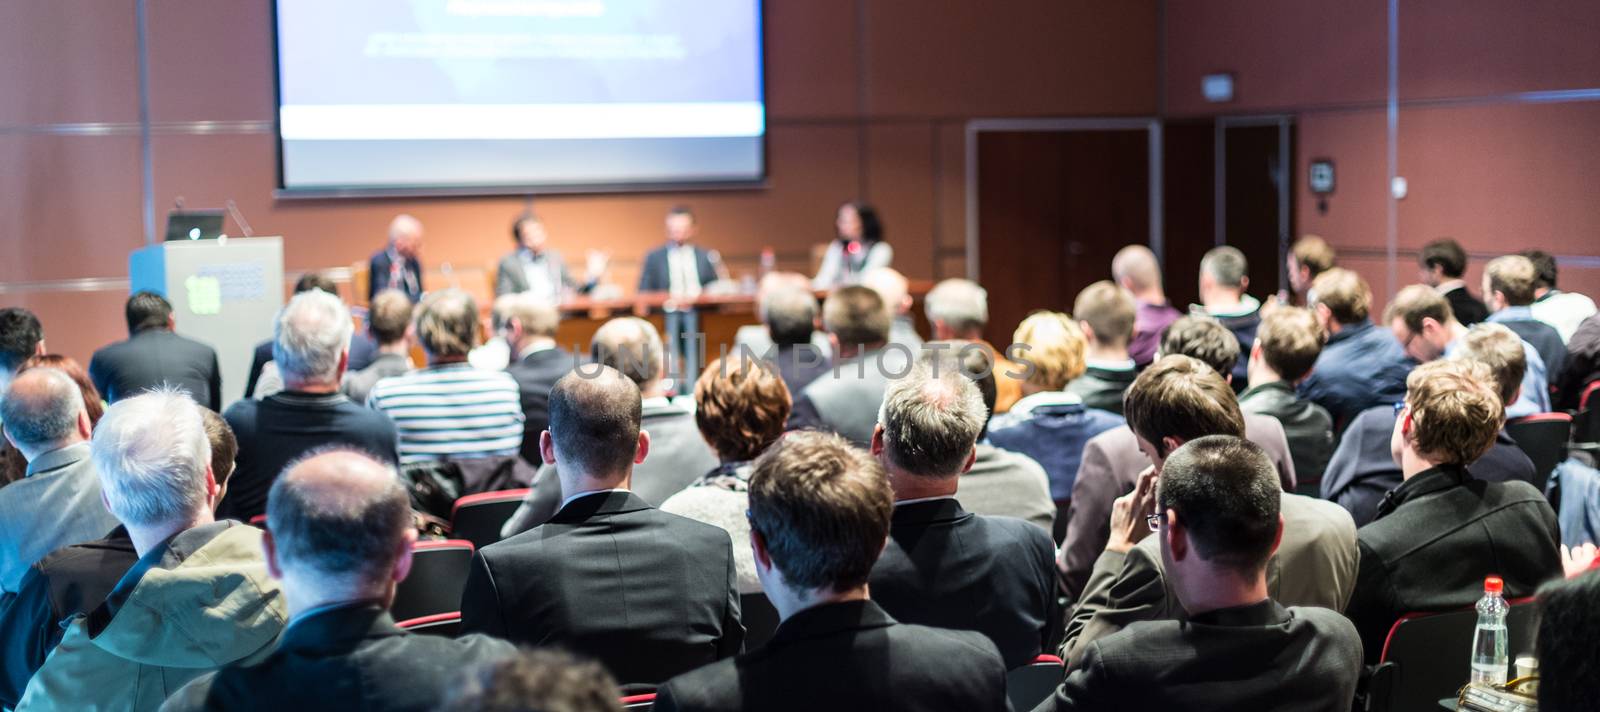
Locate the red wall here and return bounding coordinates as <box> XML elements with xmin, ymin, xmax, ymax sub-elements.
<box><xmin>1165</xmin><ymin>0</ymin><xmax>1600</xmax><ymax>313</ymax></box>
<box><xmin>0</xmin><ymin>0</ymin><xmax>1158</xmax><ymax>366</ymax></box>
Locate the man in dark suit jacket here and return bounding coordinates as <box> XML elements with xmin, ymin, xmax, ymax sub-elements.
<box><xmin>866</xmin><ymin>358</ymin><xmax>1061</xmax><ymax>669</ymax></box>
<box><xmin>164</xmin><ymin>451</ymin><xmax>515</xmax><ymax>712</ymax></box>
<box><xmin>655</xmin><ymin>430</ymin><xmax>1010</xmax><ymax>712</ymax></box>
<box><xmin>498</xmin><ymin>293</ymin><xmax>579</xmax><ymax>467</ymax></box>
<box><xmin>1040</xmin><ymin>436</ymin><xmax>1363</xmax><ymax>712</ymax></box>
<box><xmin>89</xmin><ymin>291</ymin><xmax>222</xmax><ymax>411</ymax></box>
<box><xmin>1344</xmin><ymin>360</ymin><xmax>1562</xmax><ymax>663</ymax></box>
<box><xmin>1420</xmin><ymin>238</ymin><xmax>1489</xmax><ymax>325</ymax></box>
<box><xmin>1484</xmin><ymin>255</ymin><xmax>1568</xmax><ymax>378</ymax></box>
<box><xmin>460</xmin><ymin>367</ymin><xmax>742</xmax><ymax>686</ymax></box>
<box><xmin>638</xmin><ymin>206</ymin><xmax>718</xmax><ymax>384</ymax></box>
<box><xmin>367</xmin><ymin>215</ymin><xmax>424</xmax><ymax>303</ymax></box>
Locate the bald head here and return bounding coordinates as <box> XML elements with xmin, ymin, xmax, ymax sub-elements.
<box><xmin>591</xmin><ymin>317</ymin><xmax>664</xmax><ymax>387</ymax></box>
<box><xmin>877</xmin><ymin>359</ymin><xmax>987</xmax><ymax>478</ymax></box>
<box><xmin>1112</xmin><ymin>245</ymin><xmax>1163</xmax><ymax>293</ymax></box>
<box><xmin>862</xmin><ymin>267</ymin><xmax>912</xmax><ymax>316</ymax></box>
<box><xmin>268</xmin><ymin>449</ymin><xmax>412</xmax><ymax>588</ymax></box>
<box><xmin>548</xmin><ymin>367</ymin><xmax>643</xmax><ymax>486</ymax></box>
<box><xmin>1</xmin><ymin>367</ymin><xmax>87</xmax><ymax>458</ymax></box>
<box><xmin>388</xmin><ymin>214</ymin><xmax>424</xmax><ymax>258</ymax></box>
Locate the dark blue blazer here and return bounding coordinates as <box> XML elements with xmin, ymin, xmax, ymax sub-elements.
<box><xmin>638</xmin><ymin>244</ymin><xmax>716</xmax><ymax>294</ymax></box>
<box><xmin>1298</xmin><ymin>321</ymin><xmax>1415</xmax><ymax>428</ymax></box>
<box><xmin>368</xmin><ymin>250</ymin><xmax>423</xmax><ymax>302</ymax></box>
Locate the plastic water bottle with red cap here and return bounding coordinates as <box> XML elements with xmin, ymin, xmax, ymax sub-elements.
<box><xmin>1470</xmin><ymin>576</ymin><xmax>1509</xmax><ymax>685</ymax></box>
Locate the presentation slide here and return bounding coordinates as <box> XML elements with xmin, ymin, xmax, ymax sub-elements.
<box><xmin>275</xmin><ymin>0</ymin><xmax>765</xmax><ymax>193</ymax></box>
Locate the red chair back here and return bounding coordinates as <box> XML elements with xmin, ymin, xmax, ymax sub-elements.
<box><xmin>1005</xmin><ymin>654</ymin><xmax>1065</xmax><ymax>711</ymax></box>
<box><xmin>450</xmin><ymin>489</ymin><xmax>530</xmax><ymax>549</ymax></box>
<box><xmin>1581</xmin><ymin>380</ymin><xmax>1600</xmax><ymax>411</ymax></box>
<box><xmin>395</xmin><ymin>611</ymin><xmax>461</xmax><ymax>638</ymax></box>
<box><xmin>620</xmin><ymin>693</ymin><xmax>656</xmax><ymax>710</ymax></box>
<box><xmin>391</xmin><ymin>539</ymin><xmax>475</xmax><ymax>622</ymax></box>
<box><xmin>1367</xmin><ymin>597</ymin><xmax>1540</xmax><ymax>712</ymax></box>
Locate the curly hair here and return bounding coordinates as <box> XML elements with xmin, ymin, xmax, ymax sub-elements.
<box><xmin>695</xmin><ymin>356</ymin><xmax>791</xmax><ymax>462</ymax></box>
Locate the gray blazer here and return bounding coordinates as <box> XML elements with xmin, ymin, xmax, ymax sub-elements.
<box><xmin>957</xmin><ymin>444</ymin><xmax>1055</xmax><ymax>533</ymax></box>
<box><xmin>1059</xmin><ymin>491</ymin><xmax>1358</xmax><ymax>668</ymax></box>
<box><xmin>494</xmin><ymin>249</ymin><xmax>591</xmax><ymax>298</ymax></box>
<box><xmin>500</xmin><ymin>398</ymin><xmax>718</xmax><ymax>537</ymax></box>
<box><xmin>787</xmin><ymin>346</ymin><xmax>911</xmax><ymax>446</ymax></box>
<box><xmin>0</xmin><ymin>443</ymin><xmax>120</xmax><ymax>594</ymax></box>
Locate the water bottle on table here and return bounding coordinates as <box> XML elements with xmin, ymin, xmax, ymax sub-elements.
<box><xmin>1469</xmin><ymin>575</ymin><xmax>1509</xmax><ymax>685</ymax></box>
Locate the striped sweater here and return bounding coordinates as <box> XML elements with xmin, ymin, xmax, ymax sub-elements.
<box><xmin>368</xmin><ymin>363</ymin><xmax>525</xmax><ymax>463</ymax></box>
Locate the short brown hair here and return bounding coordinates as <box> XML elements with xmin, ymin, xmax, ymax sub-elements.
<box><xmin>1384</xmin><ymin>284</ymin><xmax>1455</xmax><ymax>334</ymax></box>
<box><xmin>1124</xmin><ymin>355</ymin><xmax>1244</xmax><ymax>457</ymax></box>
<box><xmin>549</xmin><ymin>367</ymin><xmax>642</xmax><ymax>480</ymax></box>
<box><xmin>1403</xmin><ymin>359</ymin><xmax>1502</xmax><ymax>465</ymax></box>
<box><xmin>1073</xmin><ymin>281</ymin><xmax>1136</xmax><ymax>347</ymax></box>
<box><xmin>1012</xmin><ymin>311</ymin><xmax>1086</xmax><ymax>391</ymax></box>
<box><xmin>1484</xmin><ymin>255</ymin><xmax>1539</xmax><ymax>306</ymax></box>
<box><xmin>414</xmin><ymin>289</ymin><xmax>480</xmax><ymax>359</ymax></box>
<box><xmin>1309</xmin><ymin>268</ymin><xmax>1371</xmax><ymax>324</ymax></box>
<box><xmin>591</xmin><ymin>317</ymin><xmax>664</xmax><ymax>387</ymax></box>
<box><xmin>749</xmin><ymin>431</ymin><xmax>892</xmax><ymax>593</ymax></box>
<box><xmin>1255</xmin><ymin>307</ymin><xmax>1324</xmax><ymax>382</ymax></box>
<box><xmin>200</xmin><ymin>408</ymin><xmax>237</xmax><ymax>488</ymax></box>
<box><xmin>695</xmin><ymin>356</ymin><xmax>792</xmax><ymax>462</ymax></box>
<box><xmin>1451</xmin><ymin>322</ymin><xmax>1526</xmax><ymax>406</ymax></box>
<box><xmin>367</xmin><ymin>290</ymin><xmax>414</xmax><ymax>344</ymax></box>
<box><xmin>1292</xmin><ymin>235</ymin><xmax>1337</xmax><ymax>276</ymax></box>
<box><xmin>822</xmin><ymin>285</ymin><xmax>891</xmax><ymax>347</ymax></box>
<box><xmin>1159</xmin><ymin>316</ymin><xmax>1240</xmax><ymax>377</ymax></box>
<box><xmin>444</xmin><ymin>649</ymin><xmax>622</xmax><ymax>712</ymax></box>
<box><xmin>502</xmin><ymin>292</ymin><xmax>560</xmax><ymax>339</ymax></box>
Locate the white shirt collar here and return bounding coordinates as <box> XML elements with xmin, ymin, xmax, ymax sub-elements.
<box><xmin>894</xmin><ymin>495</ymin><xmax>959</xmax><ymax>507</ymax></box>
<box><xmin>517</xmin><ymin>340</ymin><xmax>557</xmax><ymax>361</ymax></box>
<box><xmin>1008</xmin><ymin>390</ymin><xmax>1084</xmax><ymax>415</ymax></box>
<box><xmin>1435</xmin><ymin>279</ymin><xmax>1466</xmax><ymax>294</ymax></box>
<box><xmin>558</xmin><ymin>488</ymin><xmax>629</xmax><ymax>512</ymax></box>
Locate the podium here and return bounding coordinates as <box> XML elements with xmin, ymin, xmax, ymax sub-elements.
<box><xmin>129</xmin><ymin>237</ymin><xmax>285</xmax><ymax>407</ymax></box>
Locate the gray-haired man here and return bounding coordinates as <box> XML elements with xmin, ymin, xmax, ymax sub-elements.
<box><xmin>865</xmin><ymin>357</ymin><xmax>1062</xmax><ymax>669</ymax></box>
<box><xmin>164</xmin><ymin>450</ymin><xmax>515</xmax><ymax>711</ymax></box>
<box><xmin>220</xmin><ymin>289</ymin><xmax>399</xmax><ymax>522</ymax></box>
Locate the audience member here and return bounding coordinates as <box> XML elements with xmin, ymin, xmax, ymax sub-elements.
<box><xmin>733</xmin><ymin>272</ymin><xmax>830</xmax><ymax>395</ymax></box>
<box><xmin>861</xmin><ymin>267</ymin><xmax>923</xmax><ymax>349</ymax></box>
<box><xmin>1484</xmin><ymin>254</ymin><xmax>1568</xmax><ymax>379</ymax></box>
<box><xmin>1343</xmin><ymin>360</ymin><xmax>1561</xmax><ymax>663</ymax></box>
<box><xmin>0</xmin><ymin>368</ymin><xmax>119</xmax><ymax>594</ymax></box>
<box><xmin>460</xmin><ymin>367</ymin><xmax>743</xmax><ymax>685</ymax></box>
<box><xmin>1058</xmin><ymin>316</ymin><xmax>1297</xmax><ymax>598</ymax></box>
<box><xmin>1067</xmin><ymin>281</ymin><xmax>1138</xmax><ymax>414</ymax></box>
<box><xmin>89</xmin><ymin>291</ymin><xmax>222</xmax><ymax>411</ymax></box>
<box><xmin>246</xmin><ymin>272</ymin><xmax>378</xmax><ymax>398</ymax></box>
<box><xmin>342</xmin><ymin>289</ymin><xmax>415</xmax><ymax>405</ymax></box>
<box><xmin>501</xmin><ymin>317</ymin><xmax>717</xmax><ymax>535</ymax></box>
<box><xmin>1060</xmin><ymin>356</ymin><xmax>1356</xmax><ymax>666</ymax></box>
<box><xmin>1239</xmin><ymin>306</ymin><xmax>1335</xmax><ymax>489</ymax></box>
<box><xmin>18</xmin><ymin>390</ymin><xmax>286</xmax><ymax>711</ymax></box>
<box><xmin>1286</xmin><ymin>235</ymin><xmax>1336</xmax><ymax>303</ymax></box>
<box><xmin>369</xmin><ymin>289</ymin><xmax>525</xmax><ymax>466</ymax></box>
<box><xmin>443</xmin><ymin>649</ymin><xmax>623</xmax><ymax>712</ymax></box>
<box><xmin>1555</xmin><ymin>313</ymin><xmax>1600</xmax><ymax>411</ymax></box>
<box><xmin>500</xmin><ymin>292</ymin><xmax>579</xmax><ymax>467</ymax></box>
<box><xmin>2</xmin><ymin>354</ymin><xmax>103</xmax><ymax>486</ymax></box>
<box><xmin>652</xmin><ymin>431</ymin><xmax>1008</xmax><ymax>711</ymax></box>
<box><xmin>1522</xmin><ymin>249</ymin><xmax>1597</xmax><ymax>343</ymax></box>
<box><xmin>164</xmin><ymin>450</ymin><xmax>515</xmax><ymax>711</ymax></box>
<box><xmin>1322</xmin><ymin>322</ymin><xmax>1539</xmax><ymax>525</ymax></box>
<box><xmin>468</xmin><ymin>293</ymin><xmax>517</xmax><ymax>372</ymax></box>
<box><xmin>369</xmin><ymin>214</ymin><xmax>425</xmax><ymax>302</ymax></box>
<box><xmin>1195</xmin><ymin>246</ymin><xmax>1261</xmax><ymax>388</ymax></box>
<box><xmin>1385</xmin><ymin>283</ymin><xmax>1549</xmax><ymax>417</ymax></box>
<box><xmin>788</xmin><ymin>285</ymin><xmax>909</xmax><ymax>446</ymax></box>
<box><xmin>986</xmin><ymin>311</ymin><xmax>1124</xmax><ymax>540</ymax></box>
<box><xmin>1298</xmin><ymin>268</ymin><xmax>1413</xmax><ymax>426</ymax></box>
<box><xmin>867</xmin><ymin>357</ymin><xmax>1061</xmax><ymax>669</ymax></box>
<box><xmin>661</xmin><ymin>356</ymin><xmax>793</xmax><ymax>593</ymax></box>
<box><xmin>1418</xmin><ymin>238</ymin><xmax>1489</xmax><ymax>325</ymax></box>
<box><xmin>1534</xmin><ymin>569</ymin><xmax>1600</xmax><ymax>712</ymax></box>
<box><xmin>945</xmin><ymin>343</ymin><xmax>1054</xmax><ymax>532</ymax></box>
<box><xmin>219</xmin><ymin>290</ymin><xmax>400</xmax><ymax>522</ymax></box>
<box><xmin>1111</xmin><ymin>245</ymin><xmax>1181</xmax><ymax>368</ymax></box>
<box><xmin>1043</xmin><ymin>436</ymin><xmax>1361</xmax><ymax>711</ymax></box>
<box><xmin>924</xmin><ymin>278</ymin><xmax>1023</xmax><ymax>413</ymax></box>
<box><xmin>0</xmin><ymin>307</ymin><xmax>45</xmax><ymax>401</ymax></box>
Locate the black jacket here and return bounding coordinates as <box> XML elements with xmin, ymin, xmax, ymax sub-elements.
<box><xmin>638</xmin><ymin>243</ymin><xmax>716</xmax><ymax>294</ymax></box>
<box><xmin>868</xmin><ymin>498</ymin><xmax>1061</xmax><ymax>669</ymax></box>
<box><xmin>1239</xmin><ymin>381</ymin><xmax>1336</xmax><ymax>488</ymax></box>
<box><xmin>162</xmin><ymin>603</ymin><xmax>514</xmax><ymax>712</ymax></box>
<box><xmin>1041</xmin><ymin>600</ymin><xmax>1362</xmax><ymax>712</ymax></box>
<box><xmin>0</xmin><ymin>527</ymin><xmax>137</xmax><ymax>708</ymax></box>
<box><xmin>1555</xmin><ymin>314</ymin><xmax>1600</xmax><ymax>410</ymax></box>
<box><xmin>1345</xmin><ymin>464</ymin><xmax>1562</xmax><ymax>663</ymax></box>
<box><xmin>368</xmin><ymin>249</ymin><xmax>422</xmax><ymax>303</ymax></box>
<box><xmin>654</xmin><ymin>600</ymin><xmax>1009</xmax><ymax>712</ymax></box>
<box><xmin>460</xmin><ymin>490</ymin><xmax>743</xmax><ymax>685</ymax></box>
<box><xmin>1443</xmin><ymin>285</ymin><xmax>1490</xmax><ymax>326</ymax></box>
<box><xmin>89</xmin><ymin>329</ymin><xmax>222</xmax><ymax>411</ymax></box>
<box><xmin>1065</xmin><ymin>365</ymin><xmax>1136</xmax><ymax>416</ymax></box>
<box><xmin>505</xmin><ymin>347</ymin><xmax>581</xmax><ymax>466</ymax></box>
<box><xmin>1498</xmin><ymin>317</ymin><xmax>1568</xmax><ymax>385</ymax></box>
